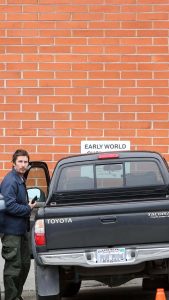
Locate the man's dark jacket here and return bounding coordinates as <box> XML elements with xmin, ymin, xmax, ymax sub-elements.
<box><xmin>0</xmin><ymin>168</ymin><xmax>31</xmax><ymax>235</ymax></box>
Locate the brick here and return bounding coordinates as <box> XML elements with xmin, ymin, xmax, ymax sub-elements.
<box><xmin>23</xmin><ymin>71</ymin><xmax>54</xmax><ymax>79</ymax></box>
<box><xmin>104</xmin><ymin>97</ymin><xmax>135</xmax><ymax>104</ymax></box>
<box><xmin>39</xmin><ymin>113</ymin><xmax>70</xmax><ymax>120</ymax></box>
<box><xmin>153</xmin><ymin>106</ymin><xmax>169</xmax><ymax>113</ymax></box>
<box><xmin>137</xmin><ymin>96</ymin><xmax>168</xmax><ymax>104</ymax></box>
<box><xmin>137</xmin><ymin>113</ymin><xmax>168</xmax><ymax>120</ymax></box>
<box><xmin>6</xmin><ymin>113</ymin><xmax>36</xmax><ymax>120</ymax></box>
<box><xmin>7</xmin><ymin>13</ymin><xmax>38</xmax><ymax>21</ymax></box>
<box><xmin>120</xmin><ymin>122</ymin><xmax>151</xmax><ymax>129</ymax></box>
<box><xmin>6</xmin><ymin>129</ymin><xmax>36</xmax><ymax>136</ymax></box>
<box><xmin>0</xmin><ymin>120</ymin><xmax>21</xmax><ymax>127</ymax></box>
<box><xmin>73</xmin><ymin>80</ymin><xmax>102</xmax><ymax>87</ymax></box>
<box><xmin>72</xmin><ymin>113</ymin><xmax>102</xmax><ymax>120</ymax></box>
<box><xmin>54</xmin><ymin>121</ymin><xmax>86</xmax><ymax>129</ymax></box>
<box><xmin>88</xmin><ymin>88</ymin><xmax>119</xmax><ymax>95</ymax></box>
<box><xmin>23</xmin><ymin>54</ymin><xmax>54</xmax><ymax>62</ymax></box>
<box><xmin>88</xmin><ymin>121</ymin><xmax>119</xmax><ymax>129</ymax></box>
<box><xmin>22</xmin><ymin>137</ymin><xmax>53</xmax><ymax>144</ymax></box>
<box><xmin>5</xmin><ymin>145</ymin><xmax>36</xmax><ymax>153</ymax></box>
<box><xmin>0</xmin><ymin>38</ymin><xmax>21</xmax><ymax>45</ymax></box>
<box><xmin>89</xmin><ymin>72</ymin><xmax>119</xmax><ymax>79</ymax></box>
<box><xmin>72</xmin><ymin>129</ymin><xmax>103</xmax><ymax>137</ymax></box>
<box><xmin>105</xmin><ymin>80</ymin><xmax>135</xmax><ymax>87</ymax></box>
<box><xmin>39</xmin><ymin>129</ymin><xmax>70</xmax><ymax>136</ymax></box>
<box><xmin>22</xmin><ymin>104</ymin><xmax>53</xmax><ymax>112</ymax></box>
<box><xmin>40</xmin><ymin>30</ymin><xmax>71</xmax><ymax>37</ymax></box>
<box><xmin>0</xmin><ymin>54</ymin><xmax>21</xmax><ymax>62</ymax></box>
<box><xmin>7</xmin><ymin>29</ymin><xmax>39</xmax><ymax>37</ymax></box>
<box><xmin>0</xmin><ymin>137</ymin><xmax>20</xmax><ymax>144</ymax></box>
<box><xmin>137</xmin><ymin>30</ymin><xmax>168</xmax><ymax>37</ymax></box>
<box><xmin>72</xmin><ymin>96</ymin><xmax>103</xmax><ymax>104</ymax></box>
<box><xmin>120</xmin><ymin>105</ymin><xmax>151</xmax><ymax>112</ymax></box>
<box><xmin>137</xmin><ymin>46</ymin><xmax>168</xmax><ymax>54</ymax></box>
<box><xmin>6</xmin><ymin>46</ymin><xmax>37</xmax><ymax>53</ymax></box>
<box><xmin>6</xmin><ymin>96</ymin><xmax>37</xmax><ymax>103</ymax></box>
<box><xmin>137</xmin><ymin>13</ymin><xmax>168</xmax><ymax>21</ymax></box>
<box><xmin>129</xmin><ymin>137</ymin><xmax>152</xmax><ymax>145</ymax></box>
<box><xmin>154</xmin><ymin>122</ymin><xmax>169</xmax><ymax>129</ymax></box>
<box><xmin>73</xmin><ymin>30</ymin><xmax>103</xmax><ymax>37</ymax></box>
<box><xmin>137</xmin><ymin>130</ymin><xmax>168</xmax><ymax>137</ymax></box>
<box><xmin>40</xmin><ymin>46</ymin><xmax>70</xmax><ymax>53</ymax></box>
<box><xmin>88</xmin><ymin>55</ymin><xmax>120</xmax><ymax>63</ymax></box>
<box><xmin>138</xmin><ymin>80</ymin><xmax>168</xmax><ymax>87</ymax></box>
<box><xmin>54</xmin><ymin>137</ymin><xmax>83</xmax><ymax>144</ymax></box>
<box><xmin>0</xmin><ymin>88</ymin><xmax>20</xmax><ymax>95</ymax></box>
<box><xmin>38</xmin><ymin>145</ymin><xmax>69</xmax><ymax>153</ymax></box>
<box><xmin>105</xmin><ymin>129</ymin><xmax>135</xmax><ymax>137</ymax></box>
<box><xmin>23</xmin><ymin>38</ymin><xmax>54</xmax><ymax>45</ymax></box>
<box><xmin>89</xmin><ymin>22</ymin><xmax>120</xmax><ymax>29</ymax></box>
<box><xmin>55</xmin><ymin>54</ymin><xmax>87</xmax><ymax>62</ymax></box>
<box><xmin>23</xmin><ymin>121</ymin><xmax>53</xmax><ymax>129</ymax></box>
<box><xmin>0</xmin><ymin>5</ymin><xmax>21</xmax><ymax>13</ymax></box>
<box><xmin>0</xmin><ymin>71</ymin><xmax>21</xmax><ymax>79</ymax></box>
<box><xmin>121</xmin><ymin>88</ymin><xmax>152</xmax><ymax>95</ymax></box>
<box><xmin>40</xmin><ymin>80</ymin><xmax>70</xmax><ymax>87</ymax></box>
<box><xmin>39</xmin><ymin>63</ymin><xmax>71</xmax><ymax>71</ymax></box>
<box><xmin>7</xmin><ymin>80</ymin><xmax>37</xmax><ymax>87</ymax></box>
<box><xmin>23</xmin><ymin>88</ymin><xmax>54</xmax><ymax>95</ymax></box>
<box><xmin>39</xmin><ymin>13</ymin><xmax>70</xmax><ymax>21</ymax></box>
<box><xmin>55</xmin><ymin>88</ymin><xmax>86</xmax><ymax>95</ymax></box>
<box><xmin>105</xmin><ymin>113</ymin><xmax>135</xmax><ymax>121</ymax></box>
<box><xmin>39</xmin><ymin>96</ymin><xmax>71</xmax><ymax>104</ymax></box>
<box><xmin>7</xmin><ymin>63</ymin><xmax>37</xmax><ymax>70</ymax></box>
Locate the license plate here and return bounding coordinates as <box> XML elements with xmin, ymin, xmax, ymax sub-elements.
<box><xmin>96</xmin><ymin>248</ymin><xmax>126</xmax><ymax>263</ymax></box>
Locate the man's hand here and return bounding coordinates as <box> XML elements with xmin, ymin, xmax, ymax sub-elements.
<box><xmin>28</xmin><ymin>200</ymin><xmax>37</xmax><ymax>209</ymax></box>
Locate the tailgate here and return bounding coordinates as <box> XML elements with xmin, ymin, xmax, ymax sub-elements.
<box><xmin>44</xmin><ymin>200</ymin><xmax>169</xmax><ymax>250</ymax></box>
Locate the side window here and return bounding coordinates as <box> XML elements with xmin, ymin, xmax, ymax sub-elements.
<box><xmin>26</xmin><ymin>167</ymin><xmax>48</xmax><ymax>201</ymax></box>
<box><xmin>57</xmin><ymin>165</ymin><xmax>94</xmax><ymax>191</ymax></box>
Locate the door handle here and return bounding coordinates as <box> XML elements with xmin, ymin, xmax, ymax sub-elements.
<box><xmin>100</xmin><ymin>217</ymin><xmax>117</xmax><ymax>224</ymax></box>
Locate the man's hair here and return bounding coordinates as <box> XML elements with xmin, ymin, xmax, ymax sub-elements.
<box><xmin>12</xmin><ymin>149</ymin><xmax>30</xmax><ymax>164</ymax></box>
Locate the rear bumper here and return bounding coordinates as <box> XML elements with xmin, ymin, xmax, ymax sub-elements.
<box><xmin>37</xmin><ymin>244</ymin><xmax>169</xmax><ymax>267</ymax></box>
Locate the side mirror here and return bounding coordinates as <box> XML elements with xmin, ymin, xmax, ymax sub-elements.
<box><xmin>27</xmin><ymin>188</ymin><xmax>46</xmax><ymax>206</ymax></box>
<box><xmin>0</xmin><ymin>194</ymin><xmax>5</xmax><ymax>212</ymax></box>
<box><xmin>0</xmin><ymin>194</ymin><xmax>6</xmax><ymax>235</ymax></box>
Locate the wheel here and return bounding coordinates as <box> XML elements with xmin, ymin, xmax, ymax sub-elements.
<box><xmin>61</xmin><ymin>281</ymin><xmax>81</xmax><ymax>297</ymax></box>
<box><xmin>142</xmin><ymin>277</ymin><xmax>169</xmax><ymax>291</ymax></box>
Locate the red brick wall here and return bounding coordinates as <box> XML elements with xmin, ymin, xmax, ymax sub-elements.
<box><xmin>0</xmin><ymin>0</ymin><xmax>169</xmax><ymax>178</ymax></box>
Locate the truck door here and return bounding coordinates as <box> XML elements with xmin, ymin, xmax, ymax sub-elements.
<box><xmin>24</xmin><ymin>161</ymin><xmax>50</xmax><ymax>235</ymax></box>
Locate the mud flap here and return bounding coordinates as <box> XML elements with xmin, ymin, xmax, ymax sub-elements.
<box><xmin>36</xmin><ymin>264</ymin><xmax>60</xmax><ymax>297</ymax></box>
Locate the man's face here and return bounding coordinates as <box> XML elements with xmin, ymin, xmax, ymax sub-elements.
<box><xmin>13</xmin><ymin>155</ymin><xmax>29</xmax><ymax>175</ymax></box>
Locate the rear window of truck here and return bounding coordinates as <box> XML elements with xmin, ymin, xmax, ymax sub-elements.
<box><xmin>57</xmin><ymin>160</ymin><xmax>164</xmax><ymax>191</ymax></box>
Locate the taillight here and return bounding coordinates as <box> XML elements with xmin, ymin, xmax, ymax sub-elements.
<box><xmin>34</xmin><ymin>219</ymin><xmax>46</xmax><ymax>246</ymax></box>
<box><xmin>98</xmin><ymin>153</ymin><xmax>119</xmax><ymax>159</ymax></box>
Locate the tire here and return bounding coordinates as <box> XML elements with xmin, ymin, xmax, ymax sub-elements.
<box><xmin>61</xmin><ymin>281</ymin><xmax>81</xmax><ymax>297</ymax></box>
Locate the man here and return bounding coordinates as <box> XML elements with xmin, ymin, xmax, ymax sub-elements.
<box><xmin>0</xmin><ymin>149</ymin><xmax>36</xmax><ymax>300</ymax></box>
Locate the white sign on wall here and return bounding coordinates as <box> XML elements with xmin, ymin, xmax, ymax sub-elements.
<box><xmin>81</xmin><ymin>141</ymin><xmax>130</xmax><ymax>154</ymax></box>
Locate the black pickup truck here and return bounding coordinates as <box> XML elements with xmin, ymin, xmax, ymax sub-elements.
<box><xmin>25</xmin><ymin>151</ymin><xmax>169</xmax><ymax>300</ymax></box>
